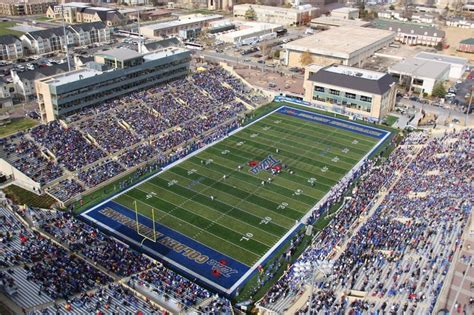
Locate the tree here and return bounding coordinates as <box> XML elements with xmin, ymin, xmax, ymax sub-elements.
<box><xmin>299</xmin><ymin>50</ymin><xmax>313</xmax><ymax>66</ymax></box>
<box><xmin>432</xmin><ymin>82</ymin><xmax>447</xmax><ymax>98</ymax></box>
<box><xmin>273</xmin><ymin>49</ymin><xmax>281</xmax><ymax>59</ymax></box>
<box><xmin>389</xmin><ymin>4</ymin><xmax>395</xmax><ymax>10</ymax></box>
<box><xmin>245</xmin><ymin>7</ymin><xmax>257</xmax><ymax>21</ymax></box>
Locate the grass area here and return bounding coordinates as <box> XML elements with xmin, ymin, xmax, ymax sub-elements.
<box><xmin>112</xmin><ymin>108</ymin><xmax>381</xmax><ymax>266</ymax></box>
<box><xmin>3</xmin><ymin>185</ymin><xmax>56</xmax><ymax>209</ymax></box>
<box><xmin>0</xmin><ymin>21</ymin><xmax>24</xmax><ymax>37</ymax></box>
<box><xmin>0</xmin><ymin>117</ymin><xmax>38</xmax><ymax>138</ymax></box>
<box><xmin>384</xmin><ymin>115</ymin><xmax>399</xmax><ymax>127</ymax></box>
<box><xmin>34</xmin><ymin>17</ymin><xmax>52</xmax><ymax>21</ymax></box>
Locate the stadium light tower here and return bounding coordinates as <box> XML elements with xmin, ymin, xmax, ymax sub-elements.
<box><xmin>61</xmin><ymin>5</ymin><xmax>71</xmax><ymax>72</ymax></box>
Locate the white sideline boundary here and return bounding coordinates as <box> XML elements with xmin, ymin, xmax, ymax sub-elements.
<box><xmin>81</xmin><ymin>104</ymin><xmax>391</xmax><ymax>295</ymax></box>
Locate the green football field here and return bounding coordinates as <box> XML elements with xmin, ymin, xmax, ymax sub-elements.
<box><xmin>113</xmin><ymin>109</ymin><xmax>381</xmax><ymax>266</ymax></box>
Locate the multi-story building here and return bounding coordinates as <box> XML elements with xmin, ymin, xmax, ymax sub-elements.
<box><xmin>11</xmin><ymin>63</ymin><xmax>69</xmax><ymax>100</ymax></box>
<box><xmin>21</xmin><ymin>22</ymin><xmax>110</xmax><ymax>55</ymax></box>
<box><xmin>371</xmin><ymin>19</ymin><xmax>445</xmax><ymax>47</ymax></box>
<box><xmin>303</xmin><ymin>64</ymin><xmax>397</xmax><ymax>121</ymax></box>
<box><xmin>0</xmin><ymin>0</ymin><xmax>56</xmax><ymax>16</ymax></box>
<box><xmin>0</xmin><ymin>35</ymin><xmax>23</xmax><ymax>60</ymax></box>
<box><xmin>46</xmin><ymin>2</ymin><xmax>90</xmax><ymax>23</ymax></box>
<box><xmin>36</xmin><ymin>47</ymin><xmax>191</xmax><ymax>121</ymax></box>
<box><xmin>233</xmin><ymin>4</ymin><xmax>320</xmax><ymax>26</ymax></box>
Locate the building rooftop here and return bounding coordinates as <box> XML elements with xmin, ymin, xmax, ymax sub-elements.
<box><xmin>142</xmin><ymin>47</ymin><xmax>188</xmax><ymax>61</ymax></box>
<box><xmin>389</xmin><ymin>58</ymin><xmax>450</xmax><ymax>79</ymax></box>
<box><xmin>310</xmin><ymin>16</ymin><xmax>370</xmax><ymax>28</ymax></box>
<box><xmin>17</xmin><ymin>63</ymin><xmax>70</xmax><ymax>81</ymax></box>
<box><xmin>283</xmin><ymin>26</ymin><xmax>395</xmax><ymax>59</ymax></box>
<box><xmin>233</xmin><ymin>4</ymin><xmax>317</xmax><ymax>13</ymax></box>
<box><xmin>415</xmin><ymin>52</ymin><xmax>468</xmax><ymax>66</ymax></box>
<box><xmin>141</xmin><ymin>14</ymin><xmax>223</xmax><ymax>31</ymax></box>
<box><xmin>43</xmin><ymin>68</ymin><xmax>102</xmax><ymax>87</ymax></box>
<box><xmin>0</xmin><ymin>34</ymin><xmax>20</xmax><ymax>45</ymax></box>
<box><xmin>308</xmin><ymin>64</ymin><xmax>395</xmax><ymax>95</ymax></box>
<box><xmin>96</xmin><ymin>48</ymin><xmax>142</xmax><ymax>61</ymax></box>
<box><xmin>331</xmin><ymin>7</ymin><xmax>359</xmax><ymax>13</ymax></box>
<box><xmin>371</xmin><ymin>19</ymin><xmax>445</xmax><ymax>37</ymax></box>
<box><xmin>460</xmin><ymin>38</ymin><xmax>474</xmax><ymax>45</ymax></box>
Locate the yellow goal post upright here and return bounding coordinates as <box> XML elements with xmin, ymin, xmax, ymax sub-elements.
<box><xmin>134</xmin><ymin>200</ymin><xmax>157</xmax><ymax>243</ymax></box>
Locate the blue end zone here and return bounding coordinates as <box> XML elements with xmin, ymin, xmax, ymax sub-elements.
<box><xmin>278</xmin><ymin>106</ymin><xmax>389</xmax><ymax>139</ymax></box>
<box><xmin>81</xmin><ymin>201</ymin><xmax>250</xmax><ymax>294</ymax></box>
<box><xmin>79</xmin><ymin>106</ymin><xmax>391</xmax><ymax>297</ymax></box>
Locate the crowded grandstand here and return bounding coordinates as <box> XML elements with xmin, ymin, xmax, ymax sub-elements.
<box><xmin>0</xmin><ymin>61</ymin><xmax>472</xmax><ymax>315</ymax></box>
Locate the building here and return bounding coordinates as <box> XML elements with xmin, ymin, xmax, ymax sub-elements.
<box><xmin>11</xmin><ymin>63</ymin><xmax>69</xmax><ymax>100</ymax></box>
<box><xmin>371</xmin><ymin>19</ymin><xmax>445</xmax><ymax>47</ymax></box>
<box><xmin>446</xmin><ymin>17</ymin><xmax>474</xmax><ymax>28</ymax></box>
<box><xmin>0</xmin><ymin>78</ymin><xmax>14</xmax><ymax>108</ymax></box>
<box><xmin>21</xmin><ymin>22</ymin><xmax>110</xmax><ymax>55</ymax></box>
<box><xmin>36</xmin><ymin>47</ymin><xmax>191</xmax><ymax>122</ymax></box>
<box><xmin>282</xmin><ymin>26</ymin><xmax>395</xmax><ymax>67</ymax></box>
<box><xmin>330</xmin><ymin>7</ymin><xmax>359</xmax><ymax>19</ymax></box>
<box><xmin>46</xmin><ymin>2</ymin><xmax>89</xmax><ymax>22</ymax></box>
<box><xmin>310</xmin><ymin>16</ymin><xmax>370</xmax><ymax>29</ymax></box>
<box><xmin>0</xmin><ymin>35</ymin><xmax>23</xmax><ymax>60</ymax></box>
<box><xmin>388</xmin><ymin>58</ymin><xmax>449</xmax><ymax>95</ymax></box>
<box><xmin>0</xmin><ymin>0</ymin><xmax>55</xmax><ymax>16</ymax></box>
<box><xmin>140</xmin><ymin>14</ymin><xmax>223</xmax><ymax>39</ymax></box>
<box><xmin>216</xmin><ymin>21</ymin><xmax>283</xmax><ymax>45</ymax></box>
<box><xmin>411</xmin><ymin>13</ymin><xmax>435</xmax><ymax>25</ymax></box>
<box><xmin>46</xmin><ymin>3</ymin><xmax>126</xmax><ymax>26</ymax></box>
<box><xmin>303</xmin><ymin>64</ymin><xmax>397</xmax><ymax>121</ymax></box>
<box><xmin>68</xmin><ymin>22</ymin><xmax>111</xmax><ymax>47</ymax></box>
<box><xmin>415</xmin><ymin>52</ymin><xmax>468</xmax><ymax>79</ymax></box>
<box><xmin>377</xmin><ymin>11</ymin><xmax>409</xmax><ymax>22</ymax></box>
<box><xmin>459</xmin><ymin>38</ymin><xmax>474</xmax><ymax>53</ymax></box>
<box><xmin>233</xmin><ymin>4</ymin><xmax>320</xmax><ymax>26</ymax></box>
<box><xmin>207</xmin><ymin>0</ymin><xmax>234</xmax><ymax>11</ymax></box>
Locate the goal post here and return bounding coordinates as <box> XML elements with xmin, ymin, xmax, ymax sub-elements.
<box><xmin>134</xmin><ymin>200</ymin><xmax>157</xmax><ymax>243</ymax></box>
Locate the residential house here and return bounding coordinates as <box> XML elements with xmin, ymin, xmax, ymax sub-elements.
<box><xmin>11</xmin><ymin>63</ymin><xmax>69</xmax><ymax>100</ymax></box>
<box><xmin>21</xmin><ymin>22</ymin><xmax>110</xmax><ymax>55</ymax></box>
<box><xmin>0</xmin><ymin>35</ymin><xmax>23</xmax><ymax>60</ymax></box>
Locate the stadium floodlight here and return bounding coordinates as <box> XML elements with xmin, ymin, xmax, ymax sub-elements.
<box><xmin>134</xmin><ymin>200</ymin><xmax>157</xmax><ymax>243</ymax></box>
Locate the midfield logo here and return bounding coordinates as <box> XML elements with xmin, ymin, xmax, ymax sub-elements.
<box><xmin>248</xmin><ymin>155</ymin><xmax>280</xmax><ymax>175</ymax></box>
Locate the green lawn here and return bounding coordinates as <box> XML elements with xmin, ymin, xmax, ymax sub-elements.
<box><xmin>112</xmin><ymin>109</ymin><xmax>382</xmax><ymax>266</ymax></box>
<box><xmin>0</xmin><ymin>117</ymin><xmax>38</xmax><ymax>138</ymax></box>
<box><xmin>0</xmin><ymin>21</ymin><xmax>24</xmax><ymax>37</ymax></box>
<box><xmin>384</xmin><ymin>115</ymin><xmax>399</xmax><ymax>126</ymax></box>
<box><xmin>34</xmin><ymin>17</ymin><xmax>52</xmax><ymax>21</ymax></box>
<box><xmin>3</xmin><ymin>185</ymin><xmax>56</xmax><ymax>209</ymax></box>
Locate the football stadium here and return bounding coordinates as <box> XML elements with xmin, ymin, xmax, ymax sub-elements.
<box><xmin>0</xmin><ymin>53</ymin><xmax>472</xmax><ymax>315</ymax></box>
<box><xmin>82</xmin><ymin>106</ymin><xmax>390</xmax><ymax>295</ymax></box>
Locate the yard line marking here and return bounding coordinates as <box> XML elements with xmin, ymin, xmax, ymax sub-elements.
<box><xmin>185</xmin><ymin>159</ymin><xmax>320</xmax><ymax>210</ymax></box>
<box><xmin>129</xmin><ymin>196</ymin><xmax>267</xmax><ymax>258</ymax></box>
<box><xmin>133</xmin><ymin>187</ymin><xmax>277</xmax><ymax>248</ymax></box>
<box><xmin>156</xmin><ymin>171</ymin><xmax>293</xmax><ymax>230</ymax></box>
<box><xmin>200</xmin><ymin>147</ymin><xmax>341</xmax><ymax>189</ymax></box>
<box><xmin>252</xmin><ymin>120</ymin><xmax>375</xmax><ymax>158</ymax></box>
<box><xmin>138</xmin><ymin>180</ymin><xmax>287</xmax><ymax>237</ymax></box>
